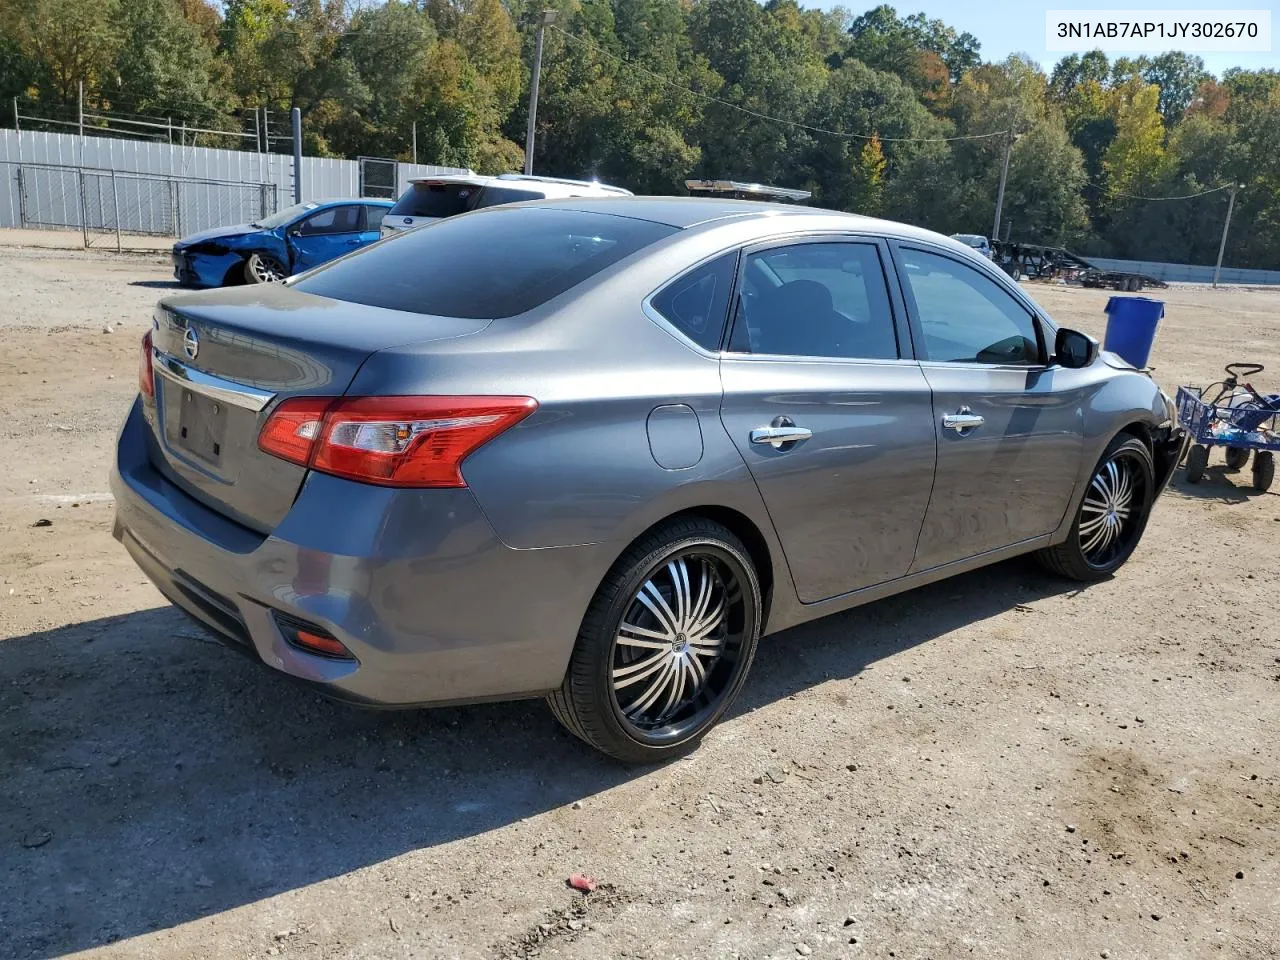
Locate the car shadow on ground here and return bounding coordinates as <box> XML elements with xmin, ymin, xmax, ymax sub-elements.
<box><xmin>1</xmin><ymin>557</ymin><xmax>1078</xmax><ymax>957</ymax></box>
<box><xmin>128</xmin><ymin>280</ymin><xmax>182</xmax><ymax>289</ymax></box>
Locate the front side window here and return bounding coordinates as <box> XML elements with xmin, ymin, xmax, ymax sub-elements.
<box><xmin>649</xmin><ymin>252</ymin><xmax>737</xmax><ymax>351</ymax></box>
<box><xmin>297</xmin><ymin>205</ymin><xmax>362</xmax><ymax>236</ymax></box>
<box><xmin>898</xmin><ymin>247</ymin><xmax>1041</xmax><ymax>365</ymax></box>
<box><xmin>729</xmin><ymin>242</ymin><xmax>899</xmax><ymax>360</ymax></box>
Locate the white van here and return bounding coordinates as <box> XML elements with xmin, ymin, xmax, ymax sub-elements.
<box><xmin>381</xmin><ymin>173</ymin><xmax>632</xmax><ymax>237</ymax></box>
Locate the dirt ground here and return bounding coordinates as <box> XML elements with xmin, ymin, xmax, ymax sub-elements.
<box><xmin>1</xmin><ymin>243</ymin><xmax>1277</xmax><ymax>960</ymax></box>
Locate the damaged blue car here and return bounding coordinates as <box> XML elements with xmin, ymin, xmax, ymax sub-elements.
<box><xmin>170</xmin><ymin>199</ymin><xmax>394</xmax><ymax>288</ymax></box>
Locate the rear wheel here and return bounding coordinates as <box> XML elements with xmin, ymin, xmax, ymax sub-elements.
<box><xmin>244</xmin><ymin>252</ymin><xmax>287</xmax><ymax>284</ymax></box>
<box><xmin>548</xmin><ymin>517</ymin><xmax>761</xmax><ymax>764</ymax></box>
<box><xmin>1185</xmin><ymin>443</ymin><xmax>1209</xmax><ymax>483</ymax></box>
<box><xmin>1253</xmin><ymin>452</ymin><xmax>1274</xmax><ymax>492</ymax></box>
<box><xmin>1037</xmin><ymin>435</ymin><xmax>1154</xmax><ymax>581</ymax></box>
<box><xmin>1224</xmin><ymin>446</ymin><xmax>1250</xmax><ymax>471</ymax></box>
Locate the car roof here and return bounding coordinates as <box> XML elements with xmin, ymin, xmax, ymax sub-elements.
<box><xmin>405</xmin><ymin>173</ymin><xmax>630</xmax><ymax>196</ymax></box>
<box><xmin>310</xmin><ymin>198</ymin><xmax>394</xmax><ymax>207</ymax></box>
<box><xmin>530</xmin><ymin>196</ymin><xmax>987</xmax><ymax>258</ymax></box>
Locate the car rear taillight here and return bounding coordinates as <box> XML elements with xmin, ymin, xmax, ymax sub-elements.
<box><xmin>139</xmin><ymin>330</ymin><xmax>155</xmax><ymax>399</ymax></box>
<box><xmin>258</xmin><ymin>396</ymin><xmax>537</xmax><ymax>488</ymax></box>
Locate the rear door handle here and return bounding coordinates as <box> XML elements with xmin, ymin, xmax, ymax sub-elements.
<box><xmin>750</xmin><ymin>426</ymin><xmax>813</xmax><ymax>448</ymax></box>
<box><xmin>942</xmin><ymin>408</ymin><xmax>985</xmax><ymax>433</ymax></box>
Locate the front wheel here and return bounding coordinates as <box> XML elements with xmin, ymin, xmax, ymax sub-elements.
<box><xmin>244</xmin><ymin>252</ymin><xmax>287</xmax><ymax>284</ymax></box>
<box><xmin>1037</xmin><ymin>435</ymin><xmax>1155</xmax><ymax>581</ymax></box>
<box><xmin>548</xmin><ymin>517</ymin><xmax>762</xmax><ymax>764</ymax></box>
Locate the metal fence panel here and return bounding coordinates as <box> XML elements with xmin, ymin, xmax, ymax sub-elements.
<box><xmin>1086</xmin><ymin>257</ymin><xmax>1280</xmax><ymax>286</ymax></box>
<box><xmin>0</xmin><ymin>128</ymin><xmax>466</xmax><ymax>237</ymax></box>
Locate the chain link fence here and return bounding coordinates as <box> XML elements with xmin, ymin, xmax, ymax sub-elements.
<box><xmin>5</xmin><ymin>161</ymin><xmax>277</xmax><ymax>250</ymax></box>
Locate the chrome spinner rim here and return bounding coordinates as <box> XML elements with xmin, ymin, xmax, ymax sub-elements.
<box><xmin>1079</xmin><ymin>453</ymin><xmax>1145</xmax><ymax>566</ymax></box>
<box><xmin>610</xmin><ymin>550</ymin><xmax>746</xmax><ymax>741</ymax></box>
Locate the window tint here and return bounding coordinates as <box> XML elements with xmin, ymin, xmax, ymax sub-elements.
<box><xmin>650</xmin><ymin>252</ymin><xmax>737</xmax><ymax>351</ymax></box>
<box><xmin>389</xmin><ymin>182</ymin><xmax>478</xmax><ymax>218</ymax></box>
<box><xmin>898</xmin><ymin>247</ymin><xmax>1041</xmax><ymax>365</ymax></box>
<box><xmin>365</xmin><ymin>205</ymin><xmax>387</xmax><ymax>230</ymax></box>
<box><xmin>729</xmin><ymin>242</ymin><xmax>898</xmax><ymax>360</ymax></box>
<box><xmin>298</xmin><ymin>205</ymin><xmax>361</xmax><ymax>236</ymax></box>
<box><xmin>473</xmin><ymin>186</ymin><xmax>546</xmax><ymax>208</ymax></box>
<box><xmin>294</xmin><ymin>207</ymin><xmax>677</xmax><ymax>319</ymax></box>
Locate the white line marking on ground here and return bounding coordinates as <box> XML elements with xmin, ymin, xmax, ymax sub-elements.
<box><xmin>4</xmin><ymin>492</ymin><xmax>115</xmax><ymax>504</ymax></box>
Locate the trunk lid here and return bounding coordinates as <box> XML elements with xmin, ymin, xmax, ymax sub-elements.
<box><xmin>149</xmin><ymin>284</ymin><xmax>491</xmax><ymax>532</ymax></box>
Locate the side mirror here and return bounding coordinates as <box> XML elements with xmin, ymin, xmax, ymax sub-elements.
<box><xmin>1055</xmin><ymin>327</ymin><xmax>1099</xmax><ymax>369</ymax></box>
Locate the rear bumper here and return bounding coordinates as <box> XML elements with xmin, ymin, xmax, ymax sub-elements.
<box><xmin>111</xmin><ymin>399</ymin><xmax>607</xmax><ymax>707</ymax></box>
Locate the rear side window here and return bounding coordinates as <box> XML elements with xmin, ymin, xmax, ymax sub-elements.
<box><xmin>389</xmin><ymin>183</ymin><xmax>478</xmax><ymax>218</ymax></box>
<box><xmin>294</xmin><ymin>207</ymin><xmax>677</xmax><ymax>318</ymax></box>
<box><xmin>729</xmin><ymin>242</ymin><xmax>899</xmax><ymax>360</ymax></box>
<box><xmin>365</xmin><ymin>205</ymin><xmax>388</xmax><ymax>230</ymax></box>
<box><xmin>650</xmin><ymin>252</ymin><xmax>737</xmax><ymax>351</ymax></box>
<box><xmin>473</xmin><ymin>186</ymin><xmax>546</xmax><ymax>208</ymax></box>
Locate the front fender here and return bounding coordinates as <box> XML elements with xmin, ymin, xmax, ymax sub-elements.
<box><xmin>225</xmin><ymin>230</ymin><xmax>291</xmax><ymax>266</ymax></box>
<box><xmin>1051</xmin><ymin>367</ymin><xmax>1174</xmax><ymax>542</ymax></box>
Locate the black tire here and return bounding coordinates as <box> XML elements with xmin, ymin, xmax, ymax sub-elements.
<box><xmin>1037</xmin><ymin>435</ymin><xmax>1155</xmax><ymax>582</ymax></box>
<box><xmin>1185</xmin><ymin>443</ymin><xmax>1209</xmax><ymax>483</ymax></box>
<box><xmin>1224</xmin><ymin>446</ymin><xmax>1250</xmax><ymax>471</ymax></box>
<box><xmin>548</xmin><ymin>517</ymin><xmax>762</xmax><ymax>764</ymax></box>
<box><xmin>244</xmin><ymin>252</ymin><xmax>287</xmax><ymax>284</ymax></box>
<box><xmin>1253</xmin><ymin>452</ymin><xmax>1274</xmax><ymax>492</ymax></box>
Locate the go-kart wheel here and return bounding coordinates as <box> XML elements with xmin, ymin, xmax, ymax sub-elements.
<box><xmin>1184</xmin><ymin>444</ymin><xmax>1209</xmax><ymax>484</ymax></box>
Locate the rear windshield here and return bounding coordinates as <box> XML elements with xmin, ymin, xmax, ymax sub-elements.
<box><xmin>293</xmin><ymin>207</ymin><xmax>677</xmax><ymax>318</ymax></box>
<box><xmin>389</xmin><ymin>182</ymin><xmax>480</xmax><ymax>218</ymax></box>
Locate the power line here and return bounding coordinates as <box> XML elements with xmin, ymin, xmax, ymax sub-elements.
<box><xmin>548</xmin><ymin>25</ymin><xmax>1008</xmax><ymax>144</ymax></box>
<box><xmin>1109</xmin><ymin>182</ymin><xmax>1235</xmax><ymax>201</ymax></box>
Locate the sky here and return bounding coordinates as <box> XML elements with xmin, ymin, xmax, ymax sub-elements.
<box><xmin>809</xmin><ymin>0</ymin><xmax>1279</xmax><ymax>76</ymax></box>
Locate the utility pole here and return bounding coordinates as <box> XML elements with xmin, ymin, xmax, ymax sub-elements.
<box><xmin>1212</xmin><ymin>184</ymin><xmax>1242</xmax><ymax>288</ymax></box>
<box><xmin>291</xmin><ymin>107</ymin><xmax>302</xmax><ymax>204</ymax></box>
<box><xmin>523</xmin><ymin>9</ymin><xmax>559</xmax><ymax>175</ymax></box>
<box><xmin>78</xmin><ymin>81</ymin><xmax>84</xmax><ymax>138</ymax></box>
<box><xmin>991</xmin><ymin>129</ymin><xmax>1015</xmax><ymax>242</ymax></box>
<box><xmin>412</xmin><ymin>120</ymin><xmax>417</xmax><ymax>164</ymax></box>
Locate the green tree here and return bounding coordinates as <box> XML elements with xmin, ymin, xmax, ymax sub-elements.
<box><xmin>109</xmin><ymin>0</ymin><xmax>223</xmax><ymax>123</ymax></box>
<box><xmin>849</xmin><ymin>134</ymin><xmax>886</xmax><ymax>214</ymax></box>
<box><xmin>1142</xmin><ymin>51</ymin><xmax>1209</xmax><ymax>121</ymax></box>
<box><xmin>7</xmin><ymin>0</ymin><xmax>121</xmax><ymax>106</ymax></box>
<box><xmin>1103</xmin><ymin>77</ymin><xmax>1171</xmax><ymax>198</ymax></box>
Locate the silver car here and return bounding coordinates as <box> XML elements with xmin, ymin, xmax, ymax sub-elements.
<box><xmin>112</xmin><ymin>198</ymin><xmax>1187</xmax><ymax>763</ymax></box>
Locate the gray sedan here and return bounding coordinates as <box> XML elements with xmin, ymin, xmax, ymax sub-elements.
<box><xmin>112</xmin><ymin>198</ymin><xmax>1187</xmax><ymax>763</ymax></box>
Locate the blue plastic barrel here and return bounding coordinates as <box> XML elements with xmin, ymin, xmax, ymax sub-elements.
<box><xmin>1103</xmin><ymin>296</ymin><xmax>1165</xmax><ymax>369</ymax></box>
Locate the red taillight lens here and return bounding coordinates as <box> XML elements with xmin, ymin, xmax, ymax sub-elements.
<box><xmin>258</xmin><ymin>396</ymin><xmax>537</xmax><ymax>488</ymax></box>
<box><xmin>257</xmin><ymin>397</ymin><xmax>332</xmax><ymax>466</ymax></box>
<box><xmin>139</xmin><ymin>330</ymin><xmax>155</xmax><ymax>399</ymax></box>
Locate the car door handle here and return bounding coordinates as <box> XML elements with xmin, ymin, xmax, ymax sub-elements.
<box><xmin>942</xmin><ymin>409</ymin><xmax>985</xmax><ymax>433</ymax></box>
<box><xmin>750</xmin><ymin>426</ymin><xmax>813</xmax><ymax>447</ymax></box>
<box><xmin>345</xmin><ymin>238</ymin><xmax>362</xmax><ymax>245</ymax></box>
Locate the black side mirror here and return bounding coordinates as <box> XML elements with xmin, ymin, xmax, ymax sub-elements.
<box><xmin>1055</xmin><ymin>327</ymin><xmax>1099</xmax><ymax>369</ymax></box>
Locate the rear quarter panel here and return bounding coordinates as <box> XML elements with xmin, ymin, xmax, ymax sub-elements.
<box><xmin>344</xmin><ymin>229</ymin><xmax>798</xmax><ymax>623</ymax></box>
